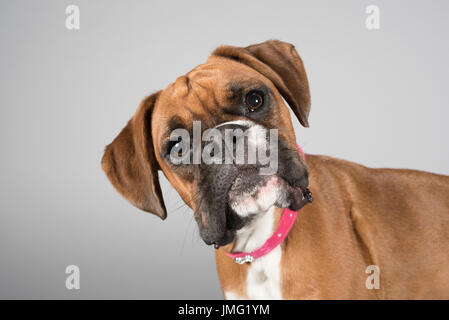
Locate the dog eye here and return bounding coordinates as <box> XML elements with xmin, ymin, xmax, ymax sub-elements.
<box><xmin>245</xmin><ymin>90</ymin><xmax>264</xmax><ymax>111</ymax></box>
<box><xmin>167</xmin><ymin>139</ymin><xmax>185</xmax><ymax>158</ymax></box>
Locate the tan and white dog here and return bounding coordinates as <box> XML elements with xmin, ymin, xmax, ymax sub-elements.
<box><xmin>102</xmin><ymin>40</ymin><xmax>449</xmax><ymax>299</ymax></box>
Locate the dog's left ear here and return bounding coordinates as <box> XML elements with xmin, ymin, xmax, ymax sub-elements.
<box><xmin>101</xmin><ymin>92</ymin><xmax>167</xmax><ymax>219</ymax></box>
<box><xmin>212</xmin><ymin>40</ymin><xmax>311</xmax><ymax>127</ymax></box>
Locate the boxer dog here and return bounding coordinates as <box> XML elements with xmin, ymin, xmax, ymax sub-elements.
<box><xmin>101</xmin><ymin>40</ymin><xmax>449</xmax><ymax>299</ymax></box>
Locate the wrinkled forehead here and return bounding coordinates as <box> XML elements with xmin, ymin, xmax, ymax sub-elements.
<box><xmin>152</xmin><ymin>57</ymin><xmax>272</xmax><ymax>139</ymax></box>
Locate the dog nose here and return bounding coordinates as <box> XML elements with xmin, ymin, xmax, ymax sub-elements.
<box><xmin>203</xmin><ymin>123</ymin><xmax>249</xmax><ymax>162</ymax></box>
<box><xmin>220</xmin><ymin>124</ymin><xmax>247</xmax><ymax>151</ymax></box>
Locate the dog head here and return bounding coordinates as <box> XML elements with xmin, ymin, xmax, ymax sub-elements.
<box><xmin>101</xmin><ymin>40</ymin><xmax>311</xmax><ymax>247</ymax></box>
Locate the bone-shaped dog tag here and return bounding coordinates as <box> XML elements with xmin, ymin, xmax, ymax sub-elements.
<box><xmin>234</xmin><ymin>255</ymin><xmax>254</xmax><ymax>264</ymax></box>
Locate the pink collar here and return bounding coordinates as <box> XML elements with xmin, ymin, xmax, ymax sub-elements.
<box><xmin>225</xmin><ymin>144</ymin><xmax>313</xmax><ymax>264</ymax></box>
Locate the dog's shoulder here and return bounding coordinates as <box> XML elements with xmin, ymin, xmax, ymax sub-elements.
<box><xmin>304</xmin><ymin>154</ymin><xmax>371</xmax><ymax>179</ymax></box>
<box><xmin>305</xmin><ymin>154</ymin><xmax>449</xmax><ymax>208</ymax></box>
<box><xmin>306</xmin><ymin>154</ymin><xmax>449</xmax><ymax>182</ymax></box>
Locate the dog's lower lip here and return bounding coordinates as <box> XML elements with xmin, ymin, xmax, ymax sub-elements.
<box><xmin>212</xmin><ymin>229</ymin><xmax>235</xmax><ymax>248</ymax></box>
<box><xmin>287</xmin><ymin>186</ymin><xmax>304</xmax><ymax>211</ymax></box>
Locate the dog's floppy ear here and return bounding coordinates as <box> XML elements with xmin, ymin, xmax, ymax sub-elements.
<box><xmin>212</xmin><ymin>40</ymin><xmax>311</xmax><ymax>127</ymax></box>
<box><xmin>101</xmin><ymin>92</ymin><xmax>167</xmax><ymax>219</ymax></box>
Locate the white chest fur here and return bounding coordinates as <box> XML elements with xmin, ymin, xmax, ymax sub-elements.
<box><xmin>225</xmin><ymin>206</ymin><xmax>283</xmax><ymax>300</ymax></box>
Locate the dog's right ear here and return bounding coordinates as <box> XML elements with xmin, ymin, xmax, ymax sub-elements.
<box><xmin>101</xmin><ymin>92</ymin><xmax>167</xmax><ymax>219</ymax></box>
<box><xmin>212</xmin><ymin>40</ymin><xmax>311</xmax><ymax>127</ymax></box>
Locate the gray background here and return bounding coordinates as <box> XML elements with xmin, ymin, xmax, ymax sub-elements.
<box><xmin>0</xmin><ymin>0</ymin><xmax>448</xmax><ymax>299</ymax></box>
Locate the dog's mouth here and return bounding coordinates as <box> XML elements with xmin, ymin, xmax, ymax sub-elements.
<box><xmin>228</xmin><ymin>174</ymin><xmax>304</xmax><ymax>216</ymax></box>
<box><xmin>210</xmin><ymin>173</ymin><xmax>305</xmax><ymax>248</ymax></box>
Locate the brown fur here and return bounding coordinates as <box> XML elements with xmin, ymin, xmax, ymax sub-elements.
<box><xmin>102</xmin><ymin>40</ymin><xmax>449</xmax><ymax>299</ymax></box>
<box><xmin>216</xmin><ymin>156</ymin><xmax>449</xmax><ymax>299</ymax></box>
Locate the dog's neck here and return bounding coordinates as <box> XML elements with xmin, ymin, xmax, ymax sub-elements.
<box><xmin>226</xmin><ymin>205</ymin><xmax>284</xmax><ymax>300</ymax></box>
<box><xmin>231</xmin><ymin>205</ymin><xmax>282</xmax><ymax>253</ymax></box>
